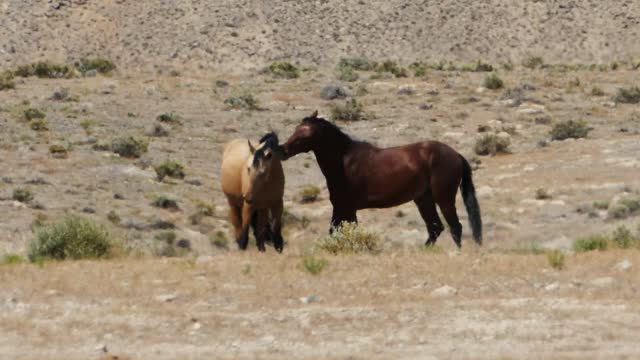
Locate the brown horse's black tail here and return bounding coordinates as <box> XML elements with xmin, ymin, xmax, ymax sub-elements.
<box><xmin>460</xmin><ymin>155</ymin><xmax>483</xmax><ymax>245</ymax></box>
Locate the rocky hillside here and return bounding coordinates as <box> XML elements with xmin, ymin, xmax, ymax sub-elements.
<box><xmin>2</xmin><ymin>0</ymin><xmax>640</xmax><ymax>73</ymax></box>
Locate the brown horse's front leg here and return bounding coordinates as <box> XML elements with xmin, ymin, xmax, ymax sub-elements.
<box><xmin>237</xmin><ymin>202</ymin><xmax>254</xmax><ymax>250</ymax></box>
<box><xmin>330</xmin><ymin>206</ymin><xmax>358</xmax><ymax>233</ymax></box>
<box><xmin>270</xmin><ymin>199</ymin><xmax>284</xmax><ymax>253</ymax></box>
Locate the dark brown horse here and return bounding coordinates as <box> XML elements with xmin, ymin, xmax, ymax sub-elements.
<box><xmin>280</xmin><ymin>111</ymin><xmax>482</xmax><ymax>248</ymax></box>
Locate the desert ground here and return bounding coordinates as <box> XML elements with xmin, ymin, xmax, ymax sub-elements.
<box><xmin>2</xmin><ymin>0</ymin><xmax>640</xmax><ymax>359</ymax></box>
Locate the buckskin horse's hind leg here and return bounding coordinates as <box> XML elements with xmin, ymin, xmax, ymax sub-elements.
<box><xmin>414</xmin><ymin>190</ymin><xmax>445</xmax><ymax>246</ymax></box>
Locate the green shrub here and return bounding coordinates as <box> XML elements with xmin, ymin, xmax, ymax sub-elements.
<box><xmin>210</xmin><ymin>231</ymin><xmax>228</xmax><ymax>249</ymax></box>
<box><xmin>267</xmin><ymin>61</ymin><xmax>299</xmax><ymax>79</ymax></box>
<box><xmin>593</xmin><ymin>201</ymin><xmax>609</xmax><ymax>210</ymax></box>
<box><xmin>23</xmin><ymin>108</ymin><xmax>46</xmax><ymax>121</ymax></box>
<box><xmin>315</xmin><ymin>222</ymin><xmax>381</xmax><ymax>255</ymax></box>
<box><xmin>1</xmin><ymin>254</ymin><xmax>25</xmax><ymax>265</ymax></box>
<box><xmin>337</xmin><ymin>57</ymin><xmax>374</xmax><ymax>71</ymax></box>
<box><xmin>421</xmin><ymin>244</ymin><xmax>445</xmax><ymax>254</ymax></box>
<box><xmin>522</xmin><ymin>56</ymin><xmax>544</xmax><ymax>69</ymax></box>
<box><xmin>49</xmin><ymin>144</ymin><xmax>68</xmax><ymax>158</ymax></box>
<box><xmin>29</xmin><ymin>119</ymin><xmax>49</xmax><ymax>131</ymax></box>
<box><xmin>413</xmin><ymin>65</ymin><xmax>427</xmax><ymax>77</ymax></box>
<box><xmin>299</xmin><ymin>185</ymin><xmax>320</xmax><ymax>203</ymax></box>
<box><xmin>107</xmin><ymin>210</ymin><xmax>121</xmax><ymax>225</ymax></box>
<box><xmin>550</xmin><ymin>120</ymin><xmax>590</xmax><ymax>140</ymax></box>
<box><xmin>156</xmin><ymin>111</ymin><xmax>182</xmax><ymax>124</ymax></box>
<box><xmin>154</xmin><ymin>160</ymin><xmax>186</xmax><ymax>181</ymax></box>
<box><xmin>13</xmin><ymin>187</ymin><xmax>34</xmax><ymax>203</ymax></box>
<box><xmin>591</xmin><ymin>86</ymin><xmax>605</xmax><ymax>96</ymax></box>
<box><xmin>473</xmin><ymin>61</ymin><xmax>494</xmax><ymax>72</ymax></box>
<box><xmin>609</xmin><ymin>204</ymin><xmax>630</xmax><ymax>219</ymax></box>
<box><xmin>483</xmin><ymin>73</ymin><xmax>504</xmax><ymax>89</ymax></box>
<box><xmin>613</xmin><ymin>87</ymin><xmax>640</xmax><ymax>104</ymax></box>
<box><xmin>14</xmin><ymin>62</ymin><xmax>74</xmax><ymax>78</ymax></box>
<box><xmin>154</xmin><ymin>231</ymin><xmax>177</xmax><ymax>243</ymax></box>
<box><xmin>473</xmin><ymin>134</ymin><xmax>510</xmax><ymax>156</ymax></box>
<box><xmin>375</xmin><ymin>60</ymin><xmax>408</xmax><ymax>78</ymax></box>
<box><xmin>620</xmin><ymin>199</ymin><xmax>640</xmax><ymax>213</ymax></box>
<box><xmin>152</xmin><ymin>196</ymin><xmax>179</xmax><ymax>210</ymax></box>
<box><xmin>215</xmin><ymin>80</ymin><xmax>229</xmax><ymax>88</ymax></box>
<box><xmin>547</xmin><ymin>250</ymin><xmax>566</xmax><ymax>270</ymax></box>
<box><xmin>28</xmin><ymin>216</ymin><xmax>112</xmax><ymax>261</ymax></box>
<box><xmin>337</xmin><ymin>66</ymin><xmax>359</xmax><ymax>82</ymax></box>
<box><xmin>302</xmin><ymin>255</ymin><xmax>328</xmax><ymax>275</ymax></box>
<box><xmin>111</xmin><ymin>136</ymin><xmax>148</xmax><ymax>158</ymax></box>
<box><xmin>75</xmin><ymin>57</ymin><xmax>116</xmax><ymax>74</ymax></box>
<box><xmin>612</xmin><ymin>225</ymin><xmax>636</xmax><ymax>249</ymax></box>
<box><xmin>224</xmin><ymin>93</ymin><xmax>260</xmax><ymax>110</ymax></box>
<box><xmin>0</xmin><ymin>71</ymin><xmax>16</xmax><ymax>91</ymax></box>
<box><xmin>573</xmin><ymin>235</ymin><xmax>608</xmax><ymax>252</ymax></box>
<box><xmin>330</xmin><ymin>99</ymin><xmax>365</xmax><ymax>121</ymax></box>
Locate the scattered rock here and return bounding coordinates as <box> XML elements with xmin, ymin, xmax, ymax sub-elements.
<box><xmin>299</xmin><ymin>295</ymin><xmax>318</xmax><ymax>304</ymax></box>
<box><xmin>430</xmin><ymin>285</ymin><xmax>457</xmax><ymax>298</ymax></box>
<box><xmin>82</xmin><ymin>207</ymin><xmax>96</xmax><ymax>214</ymax></box>
<box><xmin>148</xmin><ymin>124</ymin><xmax>170</xmax><ymax>137</ymax></box>
<box><xmin>50</xmin><ymin>87</ymin><xmax>70</xmax><ymax>101</ymax></box>
<box><xmin>545</xmin><ymin>282</ymin><xmax>560</xmax><ymax>292</ymax></box>
<box><xmin>602</xmin><ymin>101</ymin><xmax>616</xmax><ymax>108</ymax></box>
<box><xmin>320</xmin><ymin>84</ymin><xmax>348</xmax><ymax>100</ymax></box>
<box><xmin>419</xmin><ymin>103</ymin><xmax>433</xmax><ymax>110</ymax></box>
<box><xmin>155</xmin><ymin>293</ymin><xmax>178</xmax><ymax>303</ymax></box>
<box><xmin>122</xmin><ymin>219</ymin><xmax>145</xmax><ymax>231</ymax></box>
<box><xmin>24</xmin><ymin>177</ymin><xmax>49</xmax><ymax>185</ymax></box>
<box><xmin>614</xmin><ymin>260</ymin><xmax>632</xmax><ymax>272</ymax></box>
<box><xmin>84</xmin><ymin>69</ymin><xmax>98</xmax><ymax>77</ymax></box>
<box><xmin>176</xmin><ymin>239</ymin><xmax>191</xmax><ymax>249</ymax></box>
<box><xmin>517</xmin><ymin>103</ymin><xmax>546</xmax><ymax>115</ymax></box>
<box><xmin>397</xmin><ymin>85</ymin><xmax>416</xmax><ymax>95</ymax></box>
<box><xmin>185</xmin><ymin>178</ymin><xmax>203</xmax><ymax>186</ymax></box>
<box><xmin>113</xmin><ymin>193</ymin><xmax>125</xmax><ymax>200</ymax></box>
<box><xmin>590</xmin><ymin>277</ymin><xmax>614</xmax><ymax>287</ymax></box>
<box><xmin>149</xmin><ymin>218</ymin><xmax>176</xmax><ymax>230</ymax></box>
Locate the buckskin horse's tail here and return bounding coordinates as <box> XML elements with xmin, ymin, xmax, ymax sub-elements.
<box><xmin>460</xmin><ymin>155</ymin><xmax>483</xmax><ymax>245</ymax></box>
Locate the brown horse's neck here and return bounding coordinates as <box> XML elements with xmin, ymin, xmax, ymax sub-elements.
<box><xmin>312</xmin><ymin>127</ymin><xmax>354</xmax><ymax>192</ymax></box>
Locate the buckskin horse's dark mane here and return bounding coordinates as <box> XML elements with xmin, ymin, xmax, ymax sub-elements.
<box><xmin>252</xmin><ymin>132</ymin><xmax>279</xmax><ymax>166</ymax></box>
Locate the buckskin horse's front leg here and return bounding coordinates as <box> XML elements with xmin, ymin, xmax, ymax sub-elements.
<box><xmin>237</xmin><ymin>202</ymin><xmax>254</xmax><ymax>250</ymax></box>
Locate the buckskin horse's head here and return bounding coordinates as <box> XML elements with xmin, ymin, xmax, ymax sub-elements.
<box><xmin>243</xmin><ymin>132</ymin><xmax>281</xmax><ymax>204</ymax></box>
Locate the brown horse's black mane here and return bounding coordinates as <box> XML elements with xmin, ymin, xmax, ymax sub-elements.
<box><xmin>252</xmin><ymin>132</ymin><xmax>279</xmax><ymax>166</ymax></box>
<box><xmin>302</xmin><ymin>116</ymin><xmax>369</xmax><ymax>147</ymax></box>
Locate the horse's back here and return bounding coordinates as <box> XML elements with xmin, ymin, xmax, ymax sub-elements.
<box><xmin>221</xmin><ymin>139</ymin><xmax>252</xmax><ymax>198</ymax></box>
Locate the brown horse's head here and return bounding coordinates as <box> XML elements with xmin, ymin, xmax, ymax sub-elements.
<box><xmin>243</xmin><ymin>132</ymin><xmax>281</xmax><ymax>204</ymax></box>
<box><xmin>280</xmin><ymin>110</ymin><xmax>327</xmax><ymax>159</ymax></box>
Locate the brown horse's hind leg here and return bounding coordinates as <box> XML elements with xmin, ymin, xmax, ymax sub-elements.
<box><xmin>330</xmin><ymin>206</ymin><xmax>357</xmax><ymax>233</ymax></box>
<box><xmin>435</xmin><ymin>197</ymin><xmax>463</xmax><ymax>248</ymax></box>
<box><xmin>414</xmin><ymin>190</ymin><xmax>445</xmax><ymax>246</ymax></box>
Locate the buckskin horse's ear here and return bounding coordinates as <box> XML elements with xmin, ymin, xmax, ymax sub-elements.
<box><xmin>248</xmin><ymin>140</ymin><xmax>256</xmax><ymax>154</ymax></box>
<box><xmin>310</xmin><ymin>109</ymin><xmax>318</xmax><ymax>118</ymax></box>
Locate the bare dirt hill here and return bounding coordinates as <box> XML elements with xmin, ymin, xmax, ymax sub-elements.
<box><xmin>2</xmin><ymin>0</ymin><xmax>640</xmax><ymax>73</ymax></box>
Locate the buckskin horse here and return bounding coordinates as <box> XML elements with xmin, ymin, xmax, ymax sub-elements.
<box><xmin>279</xmin><ymin>111</ymin><xmax>482</xmax><ymax>248</ymax></box>
<box><xmin>220</xmin><ymin>132</ymin><xmax>285</xmax><ymax>252</ymax></box>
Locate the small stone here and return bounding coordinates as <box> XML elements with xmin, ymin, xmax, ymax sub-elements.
<box><xmin>185</xmin><ymin>178</ymin><xmax>203</xmax><ymax>186</ymax></box>
<box><xmin>320</xmin><ymin>84</ymin><xmax>348</xmax><ymax>100</ymax></box>
<box><xmin>397</xmin><ymin>85</ymin><xmax>415</xmax><ymax>96</ymax></box>
<box><xmin>602</xmin><ymin>101</ymin><xmax>616</xmax><ymax>108</ymax></box>
<box><xmin>590</xmin><ymin>277</ymin><xmax>614</xmax><ymax>287</ymax></box>
<box><xmin>544</xmin><ymin>283</ymin><xmax>560</xmax><ymax>292</ymax></box>
<box><xmin>84</xmin><ymin>69</ymin><xmax>98</xmax><ymax>77</ymax></box>
<box><xmin>50</xmin><ymin>87</ymin><xmax>70</xmax><ymax>101</ymax></box>
<box><xmin>155</xmin><ymin>293</ymin><xmax>178</xmax><ymax>302</ymax></box>
<box><xmin>614</xmin><ymin>260</ymin><xmax>632</xmax><ymax>272</ymax></box>
<box><xmin>475</xmin><ymin>87</ymin><xmax>487</xmax><ymax>94</ymax></box>
<box><xmin>82</xmin><ymin>207</ymin><xmax>96</xmax><ymax>214</ymax></box>
<box><xmin>517</xmin><ymin>103</ymin><xmax>546</xmax><ymax>115</ymax></box>
<box><xmin>419</xmin><ymin>103</ymin><xmax>433</xmax><ymax>110</ymax></box>
<box><xmin>24</xmin><ymin>177</ymin><xmax>49</xmax><ymax>185</ymax></box>
<box><xmin>430</xmin><ymin>285</ymin><xmax>457</xmax><ymax>298</ymax></box>
<box><xmin>299</xmin><ymin>295</ymin><xmax>318</xmax><ymax>304</ymax></box>
<box><xmin>113</xmin><ymin>193</ymin><xmax>124</xmax><ymax>200</ymax></box>
<box><xmin>176</xmin><ymin>239</ymin><xmax>191</xmax><ymax>249</ymax></box>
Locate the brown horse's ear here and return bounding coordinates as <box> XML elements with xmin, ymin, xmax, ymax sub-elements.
<box><xmin>248</xmin><ymin>140</ymin><xmax>256</xmax><ymax>154</ymax></box>
<box><xmin>310</xmin><ymin>109</ymin><xmax>318</xmax><ymax>118</ymax></box>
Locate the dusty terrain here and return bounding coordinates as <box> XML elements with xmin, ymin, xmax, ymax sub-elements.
<box><xmin>2</xmin><ymin>0</ymin><xmax>640</xmax><ymax>72</ymax></box>
<box><xmin>1</xmin><ymin>0</ymin><xmax>640</xmax><ymax>358</ymax></box>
